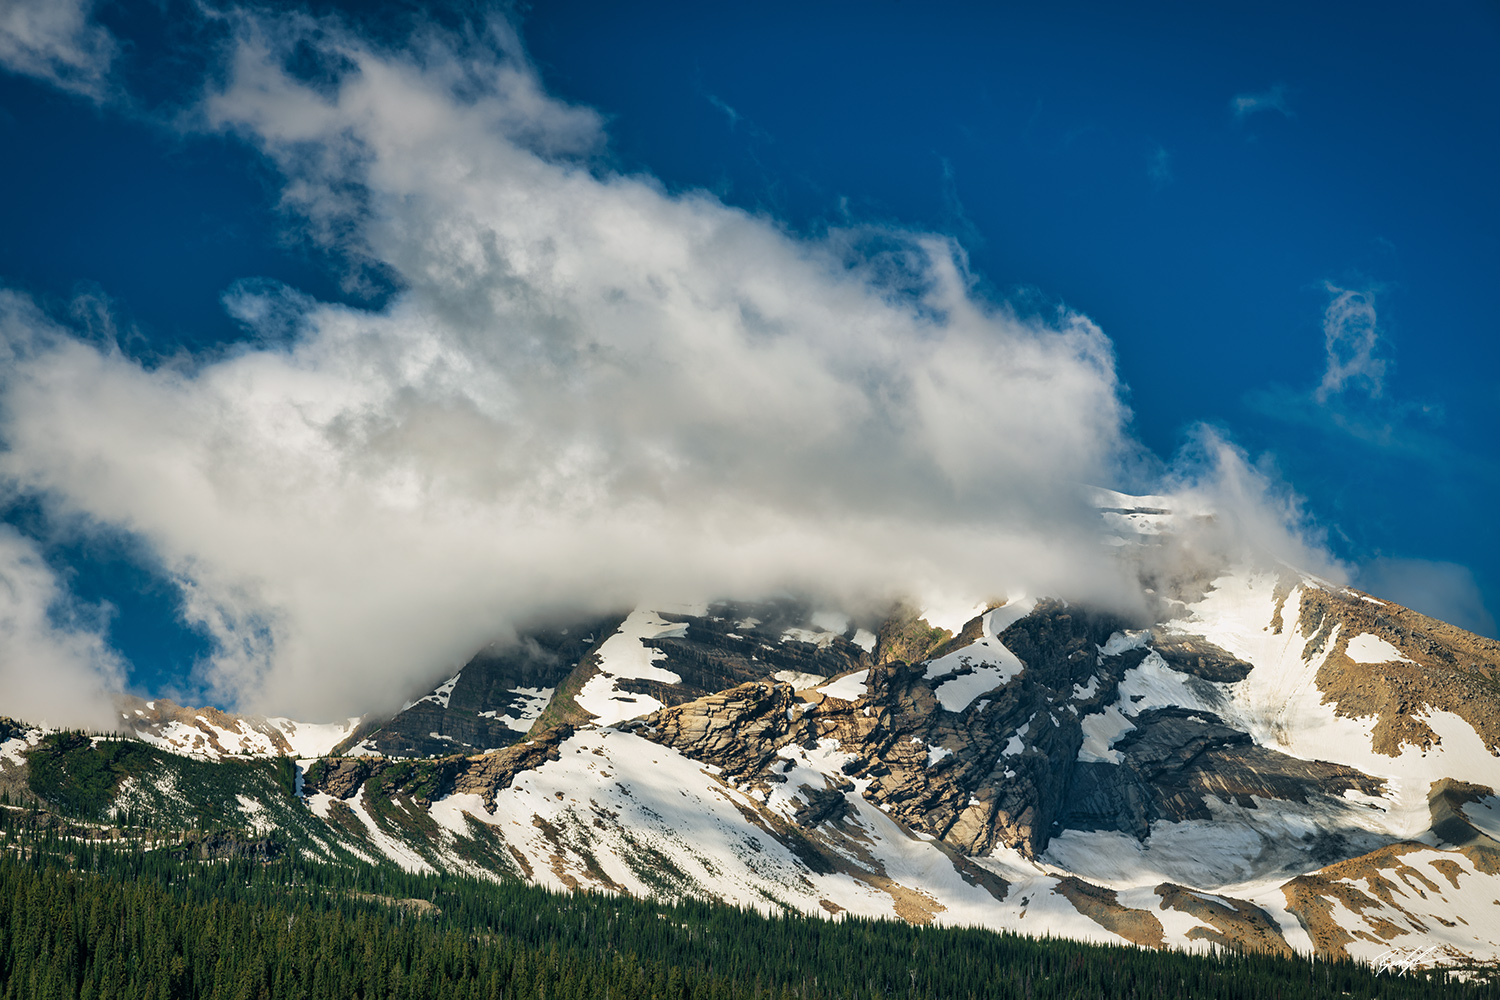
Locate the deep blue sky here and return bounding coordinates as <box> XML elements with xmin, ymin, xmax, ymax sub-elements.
<box><xmin>1</xmin><ymin>0</ymin><xmax>1496</xmax><ymax>697</ymax></box>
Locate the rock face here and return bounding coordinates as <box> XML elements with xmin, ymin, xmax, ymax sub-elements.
<box><xmin>1062</xmin><ymin>708</ymin><xmax>1385</xmax><ymax>842</ymax></box>
<box><xmin>305</xmin><ymin>724</ymin><xmax>578</xmax><ymax>810</ymax></box>
<box><xmin>633</xmin><ymin>600</ymin><xmax>1393</xmax><ymax>866</ymax></box>
<box><xmin>170</xmin><ymin>831</ymin><xmax>284</xmax><ymax>863</ymax></box>
<box><xmin>552</xmin><ymin>599</ymin><xmax>873</xmax><ymax>729</ymax></box>
<box><xmin>450</xmin><ymin>725</ymin><xmax>576</xmax><ymax>809</ymax></box>
<box><xmin>355</xmin><ymin>601</ymin><xmax>872</xmax><ymax>757</ymax></box>
<box><xmin>610</xmin><ymin>608</ymin><xmax>867</xmax><ymax>708</ymax></box>
<box><xmin>1147</xmin><ymin>632</ymin><xmax>1253</xmax><ymax>682</ymax></box>
<box><xmin>355</xmin><ymin>615</ymin><xmax>621</xmax><ymax>757</ymax></box>
<box><xmin>625</xmin><ymin>681</ymin><xmax>802</xmax><ymax>780</ymax></box>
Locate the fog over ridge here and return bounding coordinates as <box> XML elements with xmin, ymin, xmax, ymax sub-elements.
<box><xmin>0</xmin><ymin>11</ymin><xmax>1334</xmax><ymax>727</ymax></box>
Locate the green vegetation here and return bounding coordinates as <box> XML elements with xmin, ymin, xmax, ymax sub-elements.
<box><xmin>274</xmin><ymin>755</ymin><xmax>298</xmax><ymax>799</ymax></box>
<box><xmin>0</xmin><ymin>804</ymin><xmax>1490</xmax><ymax>1000</ymax></box>
<box><xmin>24</xmin><ymin>732</ymin><xmax>157</xmax><ymax>818</ymax></box>
<box><xmin>370</xmin><ymin>758</ymin><xmax>461</xmax><ymax>806</ymax></box>
<box><xmin>7</xmin><ymin>731</ymin><xmax>1495</xmax><ymax>999</ymax></box>
<box><xmin>876</xmin><ymin>608</ymin><xmax>953</xmax><ymax>667</ymax></box>
<box><xmin>530</xmin><ymin>660</ymin><xmax>598</xmax><ymax>733</ymax></box>
<box><xmin>20</xmin><ymin>733</ymin><xmax>372</xmax><ymax>868</ymax></box>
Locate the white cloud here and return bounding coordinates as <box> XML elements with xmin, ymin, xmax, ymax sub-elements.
<box><xmin>0</xmin><ymin>524</ymin><xmax>126</xmax><ymax>730</ymax></box>
<box><xmin>1315</xmin><ymin>282</ymin><xmax>1385</xmax><ymax>402</ymax></box>
<box><xmin>0</xmin><ymin>15</ymin><xmax>1146</xmax><ymax>720</ymax></box>
<box><xmin>1231</xmin><ymin>84</ymin><xmax>1291</xmax><ymax>120</ymax></box>
<box><xmin>0</xmin><ymin>12</ymin><xmax>1356</xmax><ymax>724</ymax></box>
<box><xmin>707</xmin><ymin>94</ymin><xmax>741</xmax><ymax>129</ymax></box>
<box><xmin>0</xmin><ymin>0</ymin><xmax>114</xmax><ymax>99</ymax></box>
<box><xmin>1154</xmin><ymin>425</ymin><xmax>1345</xmax><ymax>584</ymax></box>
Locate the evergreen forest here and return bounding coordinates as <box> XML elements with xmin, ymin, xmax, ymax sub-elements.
<box><xmin>0</xmin><ymin>798</ymin><xmax>1492</xmax><ymax>1000</ymax></box>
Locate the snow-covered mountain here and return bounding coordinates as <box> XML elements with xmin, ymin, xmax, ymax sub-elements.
<box><xmin>6</xmin><ymin>493</ymin><xmax>1499</xmax><ymax>974</ymax></box>
<box><xmin>118</xmin><ymin>697</ymin><xmax>362</xmax><ymax>760</ymax></box>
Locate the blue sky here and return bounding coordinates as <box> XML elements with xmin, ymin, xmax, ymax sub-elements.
<box><xmin>0</xmin><ymin>0</ymin><xmax>1495</xmax><ymax>720</ymax></box>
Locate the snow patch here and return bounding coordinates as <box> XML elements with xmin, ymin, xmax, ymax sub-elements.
<box><xmin>344</xmin><ymin>791</ymin><xmax>435</xmax><ymax>873</ymax></box>
<box><xmin>817</xmin><ymin>670</ymin><xmax>868</xmax><ymax>701</ymax></box>
<box><xmin>574</xmin><ymin>609</ymin><xmax>687</xmax><ymax>726</ymax></box>
<box><xmin>918</xmin><ymin>598</ymin><xmax>988</xmax><ymax>636</ymax></box>
<box><xmin>774</xmin><ymin>670</ymin><xmax>826</xmax><ymax>690</ymax></box>
<box><xmin>1100</xmin><ymin>630</ymin><xmax>1149</xmax><ymax>656</ymax></box>
<box><xmin>1117</xmin><ymin>652</ymin><xmax>1219</xmax><ymax>715</ymax></box>
<box><xmin>481</xmin><ymin>686</ymin><xmax>554</xmax><ymax>732</ymax></box>
<box><xmin>1168</xmin><ymin>572</ymin><xmax>1500</xmax><ymax>836</ymax></box>
<box><xmin>926</xmin><ymin>638</ymin><xmax>1026</xmax><ymax>712</ymax></box>
<box><xmin>236</xmin><ymin>795</ymin><xmax>277</xmax><ymax>835</ymax></box>
<box><xmin>1344</xmin><ymin>633</ymin><xmax>1414</xmax><ymax>665</ymax></box>
<box><xmin>262</xmin><ymin>717</ymin><xmax>362</xmax><ymax>758</ymax></box>
<box><xmin>983</xmin><ymin>597</ymin><xmax>1038</xmax><ymax>637</ymax></box>
<box><xmin>1077</xmin><ymin>707</ymin><xmax>1132</xmax><ymax>764</ymax></box>
<box><xmin>415</xmin><ymin>673</ymin><xmax>462</xmax><ymax>709</ymax></box>
<box><xmin>0</xmin><ymin>728</ymin><xmax>42</xmax><ymax>766</ymax></box>
<box><xmin>782</xmin><ymin>627</ymin><xmax>838</xmax><ymax>649</ymax></box>
<box><xmin>1461</xmin><ymin>796</ymin><xmax>1500</xmax><ymax>841</ymax></box>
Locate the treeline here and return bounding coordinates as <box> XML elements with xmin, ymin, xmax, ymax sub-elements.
<box><xmin>0</xmin><ymin>819</ymin><xmax>1488</xmax><ymax>1000</ymax></box>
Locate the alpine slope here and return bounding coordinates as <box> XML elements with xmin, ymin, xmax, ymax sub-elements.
<box><xmin>4</xmin><ymin>493</ymin><xmax>1498</xmax><ymax>974</ymax></box>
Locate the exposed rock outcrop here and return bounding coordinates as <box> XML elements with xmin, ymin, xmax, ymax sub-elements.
<box><xmin>634</xmin><ymin>599</ymin><xmax>1395</xmax><ymax>876</ymax></box>
<box><xmin>452</xmin><ymin>725</ymin><xmax>576</xmax><ymax>810</ymax></box>
<box><xmin>359</xmin><ymin>615</ymin><xmax>620</xmax><ymax>757</ymax></box>
<box><xmin>1062</xmin><ymin>707</ymin><xmax>1385</xmax><ymax>841</ymax></box>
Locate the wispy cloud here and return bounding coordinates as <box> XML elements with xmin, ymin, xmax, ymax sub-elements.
<box><xmin>1231</xmin><ymin>84</ymin><xmax>1291</xmax><ymax>120</ymax></box>
<box><xmin>1315</xmin><ymin>283</ymin><xmax>1385</xmax><ymax>402</ymax></box>
<box><xmin>0</xmin><ymin>0</ymin><xmax>115</xmax><ymax>99</ymax></box>
<box><xmin>1157</xmin><ymin>425</ymin><xmax>1344</xmax><ymax>583</ymax></box>
<box><xmin>707</xmin><ymin>93</ymin><xmax>741</xmax><ymax>130</ymax></box>
<box><xmin>1242</xmin><ymin>284</ymin><xmax>1497</xmax><ymax>635</ymax></box>
<box><xmin>1146</xmin><ymin>144</ymin><xmax>1173</xmax><ymax>188</ymax></box>
<box><xmin>1246</xmin><ymin>282</ymin><xmax>1447</xmax><ymax>456</ymax></box>
<box><xmin>938</xmin><ymin>156</ymin><xmax>984</xmax><ymax>248</ymax></box>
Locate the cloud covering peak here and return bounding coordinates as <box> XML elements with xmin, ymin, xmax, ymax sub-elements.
<box><xmin>0</xmin><ymin>14</ymin><xmax>1153</xmax><ymax>721</ymax></box>
<box><xmin>0</xmin><ymin>10</ymin><xmax>1359</xmax><ymax>727</ymax></box>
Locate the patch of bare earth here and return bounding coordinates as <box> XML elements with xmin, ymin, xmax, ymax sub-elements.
<box><xmin>1298</xmin><ymin>587</ymin><xmax>1500</xmax><ymax>757</ymax></box>
<box><xmin>1154</xmin><ymin>883</ymin><xmax>1291</xmax><ymax>956</ymax></box>
<box><xmin>529</xmin><ymin>813</ymin><xmax>625</xmax><ymax>892</ymax></box>
<box><xmin>1053</xmin><ymin>877</ymin><xmax>1165</xmax><ymax>948</ymax></box>
<box><xmin>1281</xmin><ymin>841</ymin><xmax>1463</xmax><ymax>959</ymax></box>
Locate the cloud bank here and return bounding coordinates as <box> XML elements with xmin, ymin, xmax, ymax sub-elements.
<box><xmin>0</xmin><ymin>12</ymin><xmax>1340</xmax><ymax>724</ymax></box>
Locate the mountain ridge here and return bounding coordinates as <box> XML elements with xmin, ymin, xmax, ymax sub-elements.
<box><xmin>5</xmin><ymin>499</ymin><xmax>1499</xmax><ymax>974</ymax></box>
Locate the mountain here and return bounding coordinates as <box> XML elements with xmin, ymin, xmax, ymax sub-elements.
<box><xmin>4</xmin><ymin>494</ymin><xmax>1499</xmax><ymax>976</ymax></box>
